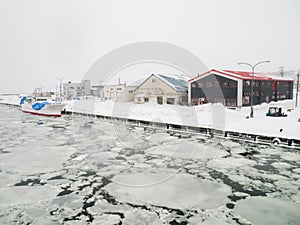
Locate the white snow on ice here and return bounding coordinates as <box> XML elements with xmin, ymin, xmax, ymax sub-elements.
<box><xmin>105</xmin><ymin>172</ymin><xmax>231</xmax><ymax>210</ymax></box>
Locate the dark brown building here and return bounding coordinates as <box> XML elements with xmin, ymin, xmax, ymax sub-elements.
<box><xmin>188</xmin><ymin>69</ymin><xmax>293</xmax><ymax>107</ymax></box>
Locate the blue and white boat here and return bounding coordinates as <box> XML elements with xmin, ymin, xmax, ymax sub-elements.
<box><xmin>20</xmin><ymin>96</ymin><xmax>65</xmax><ymax>117</ymax></box>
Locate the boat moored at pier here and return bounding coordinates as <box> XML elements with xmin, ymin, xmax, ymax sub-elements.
<box><xmin>20</xmin><ymin>96</ymin><xmax>65</xmax><ymax>117</ymax></box>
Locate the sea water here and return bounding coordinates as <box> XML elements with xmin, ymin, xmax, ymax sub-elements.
<box><xmin>0</xmin><ymin>104</ymin><xmax>299</xmax><ymax>225</ymax></box>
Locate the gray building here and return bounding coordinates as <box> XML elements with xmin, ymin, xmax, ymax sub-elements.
<box><xmin>63</xmin><ymin>80</ymin><xmax>91</xmax><ymax>100</ymax></box>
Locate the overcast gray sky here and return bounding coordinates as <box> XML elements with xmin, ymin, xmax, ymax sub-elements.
<box><xmin>0</xmin><ymin>0</ymin><xmax>299</xmax><ymax>94</ymax></box>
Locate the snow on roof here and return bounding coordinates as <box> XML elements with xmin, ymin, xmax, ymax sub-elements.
<box><xmin>189</xmin><ymin>69</ymin><xmax>294</xmax><ymax>82</ymax></box>
<box><xmin>156</xmin><ymin>74</ymin><xmax>188</xmax><ymax>92</ymax></box>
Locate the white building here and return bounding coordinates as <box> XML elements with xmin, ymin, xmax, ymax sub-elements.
<box><xmin>100</xmin><ymin>84</ymin><xmax>136</xmax><ymax>102</ymax></box>
<box><xmin>63</xmin><ymin>80</ymin><xmax>91</xmax><ymax>100</ymax></box>
<box><xmin>100</xmin><ymin>79</ymin><xmax>143</xmax><ymax>102</ymax></box>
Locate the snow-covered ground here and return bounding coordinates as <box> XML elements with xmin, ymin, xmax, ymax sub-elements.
<box><xmin>1</xmin><ymin>94</ymin><xmax>299</xmax><ymax>140</ymax></box>
<box><xmin>64</xmin><ymin>97</ymin><xmax>300</xmax><ymax>140</ymax></box>
<box><xmin>1</xmin><ymin>94</ymin><xmax>299</xmax><ymax>141</ymax></box>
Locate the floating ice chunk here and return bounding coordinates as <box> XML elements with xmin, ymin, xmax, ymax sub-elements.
<box><xmin>191</xmin><ymin>217</ymin><xmax>230</xmax><ymax>225</ymax></box>
<box><xmin>234</xmin><ymin>196</ymin><xmax>300</xmax><ymax>225</ymax></box>
<box><xmin>31</xmin><ymin>217</ymin><xmax>59</xmax><ymax>225</ymax></box>
<box><xmin>292</xmin><ymin>192</ymin><xmax>300</xmax><ymax>204</ymax></box>
<box><xmin>280</xmin><ymin>151</ymin><xmax>300</xmax><ymax>161</ymax></box>
<box><xmin>0</xmin><ymin>172</ymin><xmax>19</xmax><ymax>187</ymax></box>
<box><xmin>64</xmin><ymin>220</ymin><xmax>88</xmax><ymax>225</ymax></box>
<box><xmin>293</xmin><ymin>168</ymin><xmax>300</xmax><ymax>174</ymax></box>
<box><xmin>208</xmin><ymin>157</ymin><xmax>256</xmax><ymax>170</ymax></box>
<box><xmin>0</xmin><ymin>146</ymin><xmax>76</xmax><ymax>175</ymax></box>
<box><xmin>218</xmin><ymin>140</ymin><xmax>241</xmax><ymax>148</ymax></box>
<box><xmin>0</xmin><ymin>186</ymin><xmax>57</xmax><ymax>206</ymax></box>
<box><xmin>71</xmin><ymin>154</ymin><xmax>88</xmax><ymax>161</ymax></box>
<box><xmin>146</xmin><ymin>142</ymin><xmax>225</xmax><ymax>160</ymax></box>
<box><xmin>122</xmin><ymin>210</ymin><xmax>163</xmax><ymax>225</ymax></box>
<box><xmin>91</xmin><ymin>214</ymin><xmax>121</xmax><ymax>225</ymax></box>
<box><xmin>88</xmin><ymin>200</ymin><xmax>132</xmax><ymax>215</ymax></box>
<box><xmin>104</xmin><ymin>173</ymin><xmax>231</xmax><ymax>210</ymax></box>
<box><xmin>26</xmin><ymin>207</ymin><xmax>48</xmax><ymax>219</ymax></box>
<box><xmin>271</xmin><ymin>161</ymin><xmax>292</xmax><ymax>169</ymax></box>
<box><xmin>228</xmin><ymin>174</ymin><xmax>250</xmax><ymax>183</ymax></box>
<box><xmin>145</xmin><ymin>132</ymin><xmax>178</xmax><ymax>143</ymax></box>
<box><xmin>85</xmin><ymin>151</ymin><xmax>119</xmax><ymax>164</ymax></box>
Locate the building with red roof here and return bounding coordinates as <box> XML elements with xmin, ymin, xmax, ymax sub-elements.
<box><xmin>188</xmin><ymin>69</ymin><xmax>293</xmax><ymax>107</ymax></box>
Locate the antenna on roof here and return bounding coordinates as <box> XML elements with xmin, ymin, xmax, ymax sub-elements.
<box><xmin>279</xmin><ymin>66</ymin><xmax>284</xmax><ymax>77</ymax></box>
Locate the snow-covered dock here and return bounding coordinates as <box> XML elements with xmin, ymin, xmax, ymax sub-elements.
<box><xmin>1</xmin><ymin>95</ymin><xmax>299</xmax><ymax>149</ymax></box>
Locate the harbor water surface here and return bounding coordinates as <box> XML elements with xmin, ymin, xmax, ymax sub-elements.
<box><xmin>0</xmin><ymin>104</ymin><xmax>300</xmax><ymax>225</ymax></box>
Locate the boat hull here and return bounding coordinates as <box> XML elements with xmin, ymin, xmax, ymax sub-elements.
<box><xmin>21</xmin><ymin>103</ymin><xmax>65</xmax><ymax>117</ymax></box>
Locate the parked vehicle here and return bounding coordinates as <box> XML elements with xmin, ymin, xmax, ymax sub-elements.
<box><xmin>266</xmin><ymin>107</ymin><xmax>287</xmax><ymax>117</ymax></box>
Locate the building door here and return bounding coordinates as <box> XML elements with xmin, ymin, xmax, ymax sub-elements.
<box><xmin>157</xmin><ymin>96</ymin><xmax>163</xmax><ymax>105</ymax></box>
<box><xmin>166</xmin><ymin>98</ymin><xmax>175</xmax><ymax>104</ymax></box>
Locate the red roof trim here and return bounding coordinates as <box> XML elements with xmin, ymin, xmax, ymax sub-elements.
<box><xmin>188</xmin><ymin>70</ymin><xmax>213</xmax><ymax>82</ymax></box>
<box><xmin>189</xmin><ymin>69</ymin><xmax>293</xmax><ymax>83</ymax></box>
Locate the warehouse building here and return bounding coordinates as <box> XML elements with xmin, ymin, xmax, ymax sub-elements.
<box><xmin>188</xmin><ymin>69</ymin><xmax>293</xmax><ymax>107</ymax></box>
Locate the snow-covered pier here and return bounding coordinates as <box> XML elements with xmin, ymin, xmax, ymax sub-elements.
<box><xmin>1</xmin><ymin>95</ymin><xmax>299</xmax><ymax>149</ymax></box>
<box><xmin>63</xmin><ymin>109</ymin><xmax>300</xmax><ymax>150</ymax></box>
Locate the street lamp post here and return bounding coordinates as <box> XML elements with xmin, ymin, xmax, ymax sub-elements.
<box><xmin>238</xmin><ymin>60</ymin><xmax>270</xmax><ymax>118</ymax></box>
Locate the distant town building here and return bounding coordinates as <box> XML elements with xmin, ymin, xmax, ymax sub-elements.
<box><xmin>100</xmin><ymin>83</ymin><xmax>137</xmax><ymax>102</ymax></box>
<box><xmin>63</xmin><ymin>80</ymin><xmax>91</xmax><ymax>100</ymax></box>
<box><xmin>189</xmin><ymin>69</ymin><xmax>294</xmax><ymax>107</ymax></box>
<box><xmin>101</xmin><ymin>84</ymin><xmax>126</xmax><ymax>101</ymax></box>
<box><xmin>90</xmin><ymin>85</ymin><xmax>103</xmax><ymax>98</ymax></box>
<box><xmin>134</xmin><ymin>74</ymin><xmax>188</xmax><ymax>105</ymax></box>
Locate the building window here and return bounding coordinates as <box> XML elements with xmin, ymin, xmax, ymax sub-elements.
<box><xmin>152</xmin><ymin>78</ymin><xmax>156</xmax><ymax>83</ymax></box>
<box><xmin>226</xmin><ymin>99</ymin><xmax>237</xmax><ymax>107</ymax></box>
<box><xmin>230</xmin><ymin>81</ymin><xmax>237</xmax><ymax>88</ymax></box>
<box><xmin>206</xmin><ymin>82</ymin><xmax>213</xmax><ymax>88</ymax></box>
<box><xmin>116</xmin><ymin>92</ymin><xmax>122</xmax><ymax>98</ymax></box>
<box><xmin>215</xmin><ymin>99</ymin><xmax>226</xmax><ymax>105</ymax></box>
<box><xmin>144</xmin><ymin>97</ymin><xmax>149</xmax><ymax>102</ymax></box>
<box><xmin>157</xmin><ymin>96</ymin><xmax>163</xmax><ymax>104</ymax></box>
<box><xmin>243</xmin><ymin>96</ymin><xmax>250</xmax><ymax>105</ymax></box>
<box><xmin>214</xmin><ymin>81</ymin><xmax>220</xmax><ymax>88</ymax></box>
<box><xmin>167</xmin><ymin>98</ymin><xmax>175</xmax><ymax>104</ymax></box>
<box><xmin>222</xmin><ymin>81</ymin><xmax>228</xmax><ymax>88</ymax></box>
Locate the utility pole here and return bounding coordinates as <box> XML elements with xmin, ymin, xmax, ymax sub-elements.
<box><xmin>296</xmin><ymin>73</ymin><xmax>299</xmax><ymax>108</ymax></box>
<box><xmin>279</xmin><ymin>66</ymin><xmax>284</xmax><ymax>77</ymax></box>
<box><xmin>57</xmin><ymin>77</ymin><xmax>64</xmax><ymax>101</ymax></box>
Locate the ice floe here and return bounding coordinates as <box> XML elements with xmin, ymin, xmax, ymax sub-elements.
<box><xmin>234</xmin><ymin>196</ymin><xmax>300</xmax><ymax>225</ymax></box>
<box><xmin>0</xmin><ymin>186</ymin><xmax>57</xmax><ymax>206</ymax></box>
<box><xmin>104</xmin><ymin>172</ymin><xmax>231</xmax><ymax>210</ymax></box>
